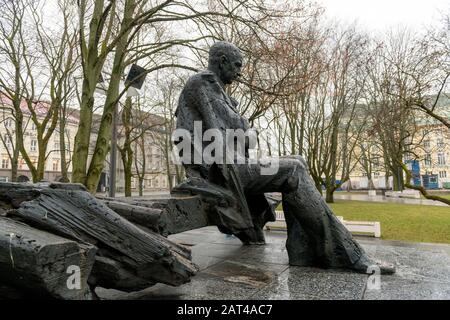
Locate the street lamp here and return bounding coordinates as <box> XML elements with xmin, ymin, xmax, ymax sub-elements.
<box><xmin>109</xmin><ymin>64</ymin><xmax>147</xmax><ymax>198</ymax></box>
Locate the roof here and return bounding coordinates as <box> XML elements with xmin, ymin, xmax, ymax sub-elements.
<box><xmin>0</xmin><ymin>93</ymin><xmax>168</xmax><ymax>132</ymax></box>
<box><xmin>0</xmin><ymin>93</ymin><xmax>79</xmax><ymax>124</ymax></box>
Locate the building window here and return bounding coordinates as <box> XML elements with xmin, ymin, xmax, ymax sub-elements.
<box><xmin>437</xmin><ymin>139</ymin><xmax>445</xmax><ymax>149</ymax></box>
<box><xmin>439</xmin><ymin>171</ymin><xmax>447</xmax><ymax>179</ymax></box>
<box><xmin>438</xmin><ymin>153</ymin><xmax>446</xmax><ymax>166</ymax></box>
<box><xmin>31</xmin><ymin>122</ymin><xmax>37</xmax><ymax>131</ymax></box>
<box><xmin>424</xmin><ymin>140</ymin><xmax>431</xmax><ymax>149</ymax></box>
<box><xmin>54</xmin><ymin>141</ymin><xmax>59</xmax><ymax>151</ymax></box>
<box><xmin>424</xmin><ymin>154</ymin><xmax>432</xmax><ymax>166</ymax></box>
<box><xmin>30</xmin><ymin>140</ymin><xmax>37</xmax><ymax>152</ymax></box>
<box><xmin>4</xmin><ymin>134</ymin><xmax>12</xmax><ymax>148</ymax></box>
<box><xmin>52</xmin><ymin>159</ymin><xmax>59</xmax><ymax>171</ymax></box>
<box><xmin>18</xmin><ymin>158</ymin><xmax>25</xmax><ymax>170</ymax></box>
<box><xmin>2</xmin><ymin>157</ymin><xmax>9</xmax><ymax>169</ymax></box>
<box><xmin>372</xmin><ymin>156</ymin><xmax>381</xmax><ymax>169</ymax></box>
<box><xmin>4</xmin><ymin>118</ymin><xmax>12</xmax><ymax>128</ymax></box>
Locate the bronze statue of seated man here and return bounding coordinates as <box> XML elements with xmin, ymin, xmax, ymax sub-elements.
<box><xmin>173</xmin><ymin>41</ymin><xmax>395</xmax><ymax>275</ymax></box>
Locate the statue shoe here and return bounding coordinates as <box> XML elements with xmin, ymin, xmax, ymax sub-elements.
<box><xmin>351</xmin><ymin>255</ymin><xmax>396</xmax><ymax>275</ymax></box>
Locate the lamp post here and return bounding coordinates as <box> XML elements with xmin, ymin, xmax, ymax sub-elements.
<box><xmin>108</xmin><ymin>64</ymin><xmax>146</xmax><ymax>198</ymax></box>
<box><xmin>109</xmin><ymin>104</ymin><xmax>118</xmax><ymax>198</ymax></box>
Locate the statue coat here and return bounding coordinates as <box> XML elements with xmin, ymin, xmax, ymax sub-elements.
<box><xmin>174</xmin><ymin>70</ymin><xmax>276</xmax><ymax>244</ymax></box>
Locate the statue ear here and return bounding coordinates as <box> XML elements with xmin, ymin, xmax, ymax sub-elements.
<box><xmin>219</xmin><ymin>55</ymin><xmax>228</xmax><ymax>69</ymax></box>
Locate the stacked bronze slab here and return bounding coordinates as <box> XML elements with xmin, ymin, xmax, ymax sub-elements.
<box><xmin>0</xmin><ymin>182</ymin><xmax>199</xmax><ymax>299</ymax></box>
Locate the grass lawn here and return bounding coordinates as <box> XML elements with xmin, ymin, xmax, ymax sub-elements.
<box><xmin>276</xmin><ymin>200</ymin><xmax>450</xmax><ymax>244</ymax></box>
<box><xmin>335</xmin><ymin>190</ymin><xmax>450</xmax><ymax>201</ymax></box>
<box><xmin>329</xmin><ymin>201</ymin><xmax>450</xmax><ymax>244</ymax></box>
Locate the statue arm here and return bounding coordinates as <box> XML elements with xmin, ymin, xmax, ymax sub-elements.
<box><xmin>195</xmin><ymin>85</ymin><xmax>221</xmax><ymax>130</ymax></box>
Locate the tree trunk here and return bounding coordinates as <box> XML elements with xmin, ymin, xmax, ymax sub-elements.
<box><xmin>119</xmin><ymin>97</ymin><xmax>134</xmax><ymax>197</ymax></box>
<box><xmin>165</xmin><ymin>146</ymin><xmax>173</xmax><ymax>191</ymax></box>
<box><xmin>392</xmin><ymin>164</ymin><xmax>404</xmax><ymax>191</ymax></box>
<box><xmin>310</xmin><ymin>175</ymin><xmax>323</xmax><ymax>195</ymax></box>
<box><xmin>138</xmin><ymin>177</ymin><xmax>144</xmax><ymax>196</ymax></box>
<box><xmin>85</xmin><ymin>2</ymin><xmax>135</xmax><ymax>193</ymax></box>
<box><xmin>59</xmin><ymin>114</ymin><xmax>69</xmax><ymax>182</ymax></box>
<box><xmin>325</xmin><ymin>185</ymin><xmax>335</xmax><ymax>203</ymax></box>
<box><xmin>35</xmin><ymin>144</ymin><xmax>46</xmax><ymax>182</ymax></box>
<box><xmin>134</xmin><ymin>135</ymin><xmax>146</xmax><ymax>196</ymax></box>
<box><xmin>124</xmin><ymin>156</ymin><xmax>132</xmax><ymax>197</ymax></box>
<box><xmin>368</xmin><ymin>177</ymin><xmax>375</xmax><ymax>190</ymax></box>
<box><xmin>175</xmin><ymin>164</ymin><xmax>184</xmax><ymax>184</ymax></box>
<box><xmin>71</xmin><ymin>0</ymin><xmax>107</xmax><ymax>185</ymax></box>
<box><xmin>10</xmin><ymin>157</ymin><xmax>18</xmax><ymax>182</ymax></box>
<box><xmin>10</xmin><ymin>128</ymin><xmax>21</xmax><ymax>182</ymax></box>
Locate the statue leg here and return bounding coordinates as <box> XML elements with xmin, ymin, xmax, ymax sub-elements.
<box><xmin>240</xmin><ymin>156</ymin><xmax>395</xmax><ymax>274</ymax></box>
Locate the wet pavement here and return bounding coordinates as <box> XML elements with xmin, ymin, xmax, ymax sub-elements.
<box><xmin>96</xmin><ymin>227</ymin><xmax>450</xmax><ymax>300</ymax></box>
<box><xmin>334</xmin><ymin>193</ymin><xmax>449</xmax><ymax>206</ymax></box>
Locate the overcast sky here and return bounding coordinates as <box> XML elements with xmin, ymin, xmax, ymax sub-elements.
<box><xmin>318</xmin><ymin>0</ymin><xmax>449</xmax><ymax>33</ymax></box>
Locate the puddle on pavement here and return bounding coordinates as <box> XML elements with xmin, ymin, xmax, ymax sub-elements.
<box><xmin>204</xmin><ymin>261</ymin><xmax>274</xmax><ymax>287</ymax></box>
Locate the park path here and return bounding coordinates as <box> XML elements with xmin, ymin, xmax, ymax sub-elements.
<box><xmin>333</xmin><ymin>193</ymin><xmax>448</xmax><ymax>207</ymax></box>
<box><xmin>102</xmin><ymin>190</ymin><xmax>449</xmax><ymax>207</ymax></box>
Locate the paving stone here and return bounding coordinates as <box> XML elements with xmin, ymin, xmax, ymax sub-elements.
<box><xmin>191</xmin><ymin>242</ymin><xmax>249</xmax><ymax>259</ymax></box>
<box><xmin>250</xmin><ymin>288</ymin><xmax>321</xmax><ymax>300</ymax></box>
<box><xmin>369</xmin><ymin>245</ymin><xmax>450</xmax><ymax>283</ymax></box>
<box><xmin>147</xmin><ymin>274</ymin><xmax>261</xmax><ymax>300</ymax></box>
<box><xmin>97</xmin><ymin>227</ymin><xmax>450</xmax><ymax>300</ymax></box>
<box><xmin>191</xmin><ymin>253</ymin><xmax>224</xmax><ymax>271</ymax></box>
<box><xmin>202</xmin><ymin>260</ymin><xmax>288</xmax><ymax>283</ymax></box>
<box><xmin>230</xmin><ymin>248</ymin><xmax>291</xmax><ymax>265</ymax></box>
<box><xmin>364</xmin><ymin>277</ymin><xmax>450</xmax><ymax>300</ymax></box>
<box><xmin>269</xmin><ymin>267</ymin><xmax>368</xmax><ymax>300</ymax></box>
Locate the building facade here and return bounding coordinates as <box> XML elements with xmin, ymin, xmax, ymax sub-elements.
<box><xmin>348</xmin><ymin>100</ymin><xmax>450</xmax><ymax>190</ymax></box>
<box><xmin>0</xmin><ymin>94</ymin><xmax>175</xmax><ymax>193</ymax></box>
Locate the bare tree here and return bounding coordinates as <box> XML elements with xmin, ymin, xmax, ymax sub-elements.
<box><xmin>117</xmin><ymin>95</ymin><xmax>162</xmax><ymax>196</ymax></box>
<box><xmin>0</xmin><ymin>0</ymin><xmax>29</xmax><ymax>182</ymax></box>
<box><xmin>303</xmin><ymin>25</ymin><xmax>369</xmax><ymax>202</ymax></box>
<box><xmin>377</xmin><ymin>21</ymin><xmax>450</xmax><ymax>205</ymax></box>
<box><xmin>0</xmin><ymin>0</ymin><xmax>78</xmax><ymax>182</ymax></box>
<box><xmin>402</xmin><ymin>13</ymin><xmax>450</xmax><ymax>129</ymax></box>
<box><xmin>72</xmin><ymin>0</ymin><xmax>296</xmax><ymax>193</ymax></box>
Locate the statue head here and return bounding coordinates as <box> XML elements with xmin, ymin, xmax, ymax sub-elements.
<box><xmin>208</xmin><ymin>41</ymin><xmax>243</xmax><ymax>86</ymax></box>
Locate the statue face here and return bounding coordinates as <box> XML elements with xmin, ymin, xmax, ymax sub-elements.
<box><xmin>218</xmin><ymin>52</ymin><xmax>243</xmax><ymax>85</ymax></box>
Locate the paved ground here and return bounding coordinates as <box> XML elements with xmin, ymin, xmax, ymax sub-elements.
<box><xmin>334</xmin><ymin>193</ymin><xmax>448</xmax><ymax>207</ymax></box>
<box><xmin>96</xmin><ymin>227</ymin><xmax>450</xmax><ymax>300</ymax></box>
